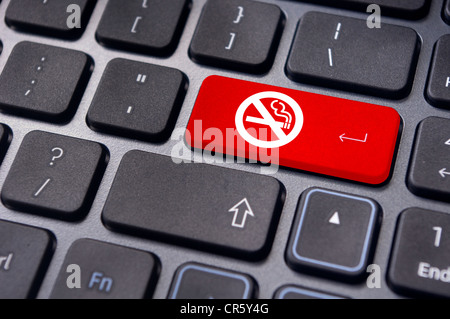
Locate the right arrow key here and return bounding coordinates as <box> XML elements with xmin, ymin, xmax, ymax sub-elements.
<box><xmin>407</xmin><ymin>117</ymin><xmax>450</xmax><ymax>202</ymax></box>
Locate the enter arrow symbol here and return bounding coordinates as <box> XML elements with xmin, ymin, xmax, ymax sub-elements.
<box><xmin>439</xmin><ymin>168</ymin><xmax>450</xmax><ymax>178</ymax></box>
<box><xmin>340</xmin><ymin>133</ymin><xmax>368</xmax><ymax>143</ymax></box>
<box><xmin>228</xmin><ymin>198</ymin><xmax>255</xmax><ymax>228</ymax></box>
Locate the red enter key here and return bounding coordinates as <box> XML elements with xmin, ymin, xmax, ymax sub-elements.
<box><xmin>186</xmin><ymin>76</ymin><xmax>401</xmax><ymax>185</ymax></box>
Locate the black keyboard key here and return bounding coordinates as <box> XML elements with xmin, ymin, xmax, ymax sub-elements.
<box><xmin>407</xmin><ymin>117</ymin><xmax>450</xmax><ymax>202</ymax></box>
<box><xmin>1</xmin><ymin>131</ymin><xmax>108</xmax><ymax>221</ymax></box>
<box><xmin>426</xmin><ymin>35</ymin><xmax>450</xmax><ymax>109</ymax></box>
<box><xmin>274</xmin><ymin>285</ymin><xmax>345</xmax><ymax>299</ymax></box>
<box><xmin>388</xmin><ymin>208</ymin><xmax>450</xmax><ymax>298</ymax></box>
<box><xmin>96</xmin><ymin>0</ymin><xmax>190</xmax><ymax>56</ymax></box>
<box><xmin>5</xmin><ymin>0</ymin><xmax>96</xmax><ymax>39</ymax></box>
<box><xmin>168</xmin><ymin>263</ymin><xmax>256</xmax><ymax>299</ymax></box>
<box><xmin>87</xmin><ymin>58</ymin><xmax>187</xmax><ymax>142</ymax></box>
<box><xmin>444</xmin><ymin>0</ymin><xmax>450</xmax><ymax>24</ymax></box>
<box><xmin>286</xmin><ymin>12</ymin><xmax>419</xmax><ymax>99</ymax></box>
<box><xmin>286</xmin><ymin>188</ymin><xmax>381</xmax><ymax>281</ymax></box>
<box><xmin>189</xmin><ymin>0</ymin><xmax>284</xmax><ymax>74</ymax></box>
<box><xmin>0</xmin><ymin>220</ymin><xmax>54</xmax><ymax>299</ymax></box>
<box><xmin>0</xmin><ymin>124</ymin><xmax>12</xmax><ymax>166</ymax></box>
<box><xmin>0</xmin><ymin>42</ymin><xmax>92</xmax><ymax>123</ymax></box>
<box><xmin>295</xmin><ymin>0</ymin><xmax>429</xmax><ymax>20</ymax></box>
<box><xmin>50</xmin><ymin>239</ymin><xmax>159</xmax><ymax>299</ymax></box>
<box><xmin>102</xmin><ymin>151</ymin><xmax>284</xmax><ymax>260</ymax></box>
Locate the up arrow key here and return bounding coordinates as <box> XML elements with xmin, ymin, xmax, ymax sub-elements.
<box><xmin>329</xmin><ymin>212</ymin><xmax>340</xmax><ymax>225</ymax></box>
<box><xmin>229</xmin><ymin>198</ymin><xmax>255</xmax><ymax>228</ymax></box>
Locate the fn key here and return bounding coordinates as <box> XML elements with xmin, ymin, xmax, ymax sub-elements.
<box><xmin>50</xmin><ymin>239</ymin><xmax>159</xmax><ymax>299</ymax></box>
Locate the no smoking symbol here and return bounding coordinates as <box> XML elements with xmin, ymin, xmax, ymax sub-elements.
<box><xmin>235</xmin><ymin>92</ymin><xmax>304</xmax><ymax>148</ymax></box>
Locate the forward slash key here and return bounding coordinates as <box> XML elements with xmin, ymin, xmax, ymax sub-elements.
<box><xmin>1</xmin><ymin>131</ymin><xmax>108</xmax><ymax>220</ymax></box>
<box><xmin>33</xmin><ymin>178</ymin><xmax>51</xmax><ymax>197</ymax></box>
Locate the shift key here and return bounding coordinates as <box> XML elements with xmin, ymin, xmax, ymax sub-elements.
<box><xmin>102</xmin><ymin>151</ymin><xmax>284</xmax><ymax>260</ymax></box>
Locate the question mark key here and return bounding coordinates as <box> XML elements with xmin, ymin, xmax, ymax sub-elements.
<box><xmin>49</xmin><ymin>147</ymin><xmax>64</xmax><ymax>166</ymax></box>
<box><xmin>1</xmin><ymin>131</ymin><xmax>108</xmax><ymax>220</ymax></box>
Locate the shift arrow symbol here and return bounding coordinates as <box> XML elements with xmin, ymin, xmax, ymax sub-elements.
<box><xmin>439</xmin><ymin>168</ymin><xmax>450</xmax><ymax>178</ymax></box>
<box><xmin>228</xmin><ymin>198</ymin><xmax>254</xmax><ymax>228</ymax></box>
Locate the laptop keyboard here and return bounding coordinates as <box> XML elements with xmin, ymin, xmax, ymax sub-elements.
<box><xmin>0</xmin><ymin>0</ymin><xmax>448</xmax><ymax>299</ymax></box>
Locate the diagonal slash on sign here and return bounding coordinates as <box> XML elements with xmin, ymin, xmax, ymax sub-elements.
<box><xmin>250</xmin><ymin>98</ymin><xmax>288</xmax><ymax>140</ymax></box>
<box><xmin>235</xmin><ymin>91</ymin><xmax>304</xmax><ymax>149</ymax></box>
